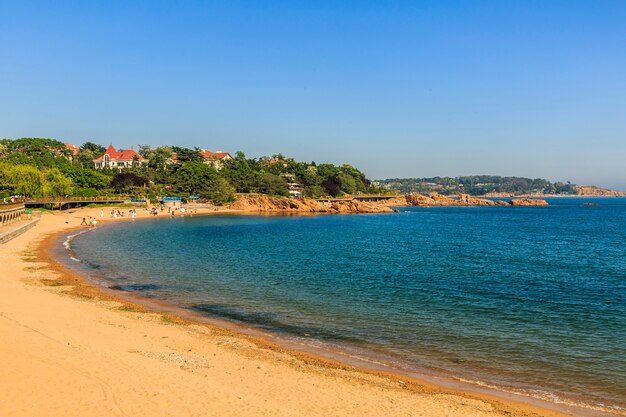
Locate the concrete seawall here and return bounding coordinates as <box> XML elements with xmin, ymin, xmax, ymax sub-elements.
<box><xmin>0</xmin><ymin>218</ymin><xmax>40</xmax><ymax>244</ymax></box>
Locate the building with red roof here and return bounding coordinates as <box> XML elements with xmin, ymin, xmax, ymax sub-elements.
<box><xmin>93</xmin><ymin>145</ymin><xmax>146</xmax><ymax>171</ymax></box>
<box><xmin>169</xmin><ymin>149</ymin><xmax>232</xmax><ymax>169</ymax></box>
<box><xmin>198</xmin><ymin>149</ymin><xmax>233</xmax><ymax>169</ymax></box>
<box><xmin>64</xmin><ymin>143</ymin><xmax>80</xmax><ymax>155</ymax></box>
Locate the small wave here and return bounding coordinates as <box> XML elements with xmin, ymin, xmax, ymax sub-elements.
<box><xmin>62</xmin><ymin>228</ymin><xmax>94</xmax><ymax>262</ymax></box>
<box><xmin>456</xmin><ymin>377</ymin><xmax>625</xmax><ymax>415</ymax></box>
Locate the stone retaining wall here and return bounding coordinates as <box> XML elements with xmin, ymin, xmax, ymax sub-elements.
<box><xmin>0</xmin><ymin>218</ymin><xmax>40</xmax><ymax>244</ymax></box>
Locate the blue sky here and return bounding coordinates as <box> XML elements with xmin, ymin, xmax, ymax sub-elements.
<box><xmin>1</xmin><ymin>1</ymin><xmax>625</xmax><ymax>189</ymax></box>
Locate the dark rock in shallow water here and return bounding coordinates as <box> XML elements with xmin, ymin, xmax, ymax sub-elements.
<box><xmin>110</xmin><ymin>283</ymin><xmax>163</xmax><ymax>292</ymax></box>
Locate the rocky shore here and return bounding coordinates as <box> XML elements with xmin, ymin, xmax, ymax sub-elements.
<box><xmin>228</xmin><ymin>193</ymin><xmax>548</xmax><ymax>213</ymax></box>
<box><xmin>405</xmin><ymin>193</ymin><xmax>549</xmax><ymax>207</ymax></box>
<box><xmin>229</xmin><ymin>195</ymin><xmax>394</xmax><ymax>213</ymax></box>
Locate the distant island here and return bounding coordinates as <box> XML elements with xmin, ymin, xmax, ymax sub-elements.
<box><xmin>375</xmin><ymin>176</ymin><xmax>626</xmax><ymax>197</ymax></box>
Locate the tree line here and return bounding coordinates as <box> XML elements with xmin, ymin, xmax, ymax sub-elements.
<box><xmin>0</xmin><ymin>138</ymin><xmax>382</xmax><ymax>204</ymax></box>
<box><xmin>377</xmin><ymin>175</ymin><xmax>578</xmax><ymax>195</ymax></box>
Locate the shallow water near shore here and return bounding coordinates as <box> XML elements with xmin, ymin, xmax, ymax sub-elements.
<box><xmin>62</xmin><ymin>197</ymin><xmax>626</xmax><ymax>414</ymax></box>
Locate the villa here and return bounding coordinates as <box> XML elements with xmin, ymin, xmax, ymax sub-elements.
<box><xmin>93</xmin><ymin>145</ymin><xmax>146</xmax><ymax>171</ymax></box>
<box><xmin>170</xmin><ymin>149</ymin><xmax>233</xmax><ymax>170</ymax></box>
<box><xmin>199</xmin><ymin>149</ymin><xmax>233</xmax><ymax>170</ymax></box>
<box><xmin>64</xmin><ymin>143</ymin><xmax>80</xmax><ymax>155</ymax></box>
<box><xmin>280</xmin><ymin>173</ymin><xmax>303</xmax><ymax>199</ymax></box>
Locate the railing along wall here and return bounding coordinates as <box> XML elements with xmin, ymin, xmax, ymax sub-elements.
<box><xmin>24</xmin><ymin>195</ymin><xmax>127</xmax><ymax>203</ymax></box>
<box><xmin>0</xmin><ymin>203</ymin><xmax>25</xmax><ymax>227</ymax></box>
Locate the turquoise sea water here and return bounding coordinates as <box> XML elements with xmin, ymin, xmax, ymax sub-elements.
<box><xmin>64</xmin><ymin>198</ymin><xmax>626</xmax><ymax>413</ymax></box>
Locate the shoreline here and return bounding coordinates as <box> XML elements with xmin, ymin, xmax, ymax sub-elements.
<box><xmin>1</xmin><ymin>206</ymin><xmax>618</xmax><ymax>416</ymax></box>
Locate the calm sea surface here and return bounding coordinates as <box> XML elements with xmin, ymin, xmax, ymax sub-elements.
<box><xmin>65</xmin><ymin>198</ymin><xmax>626</xmax><ymax>413</ymax></box>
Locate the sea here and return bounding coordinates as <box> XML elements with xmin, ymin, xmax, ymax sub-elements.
<box><xmin>60</xmin><ymin>197</ymin><xmax>626</xmax><ymax>415</ymax></box>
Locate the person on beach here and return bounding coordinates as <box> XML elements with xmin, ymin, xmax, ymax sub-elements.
<box><xmin>100</xmin><ymin>209</ymin><xmax>104</xmax><ymax>218</ymax></box>
<box><xmin>80</xmin><ymin>217</ymin><xmax>87</xmax><ymax>225</ymax></box>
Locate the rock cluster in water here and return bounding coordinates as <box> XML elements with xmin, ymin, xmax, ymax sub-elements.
<box><xmin>405</xmin><ymin>193</ymin><xmax>548</xmax><ymax>207</ymax></box>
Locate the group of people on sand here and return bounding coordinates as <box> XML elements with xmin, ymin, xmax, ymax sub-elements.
<box><xmin>167</xmin><ymin>206</ymin><xmax>193</xmax><ymax>216</ymax></box>
<box><xmin>82</xmin><ymin>204</ymin><xmax>195</xmax><ymax>224</ymax></box>
<box><xmin>146</xmin><ymin>205</ymin><xmax>194</xmax><ymax>217</ymax></box>
<box><xmin>80</xmin><ymin>216</ymin><xmax>98</xmax><ymax>227</ymax></box>
<box><xmin>109</xmin><ymin>209</ymin><xmax>137</xmax><ymax>219</ymax></box>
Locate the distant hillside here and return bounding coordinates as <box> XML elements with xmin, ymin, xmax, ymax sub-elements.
<box><xmin>375</xmin><ymin>176</ymin><xmax>578</xmax><ymax>196</ymax></box>
<box><xmin>375</xmin><ymin>176</ymin><xmax>626</xmax><ymax>196</ymax></box>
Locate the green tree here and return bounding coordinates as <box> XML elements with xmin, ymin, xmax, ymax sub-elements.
<box><xmin>255</xmin><ymin>173</ymin><xmax>289</xmax><ymax>196</ymax></box>
<box><xmin>80</xmin><ymin>142</ymin><xmax>106</xmax><ymax>154</ymax></box>
<box><xmin>59</xmin><ymin>165</ymin><xmax>110</xmax><ymax>189</ymax></box>
<box><xmin>221</xmin><ymin>151</ymin><xmax>257</xmax><ymax>193</ymax></box>
<box><xmin>110</xmin><ymin>173</ymin><xmax>148</xmax><ymax>194</ymax></box>
<box><xmin>172</xmin><ymin>146</ymin><xmax>203</xmax><ymax>163</ymax></box>
<box><xmin>43</xmin><ymin>168</ymin><xmax>74</xmax><ymax>197</ymax></box>
<box><xmin>0</xmin><ymin>162</ymin><xmax>76</xmax><ymax>197</ymax></box>
<box><xmin>175</xmin><ymin>161</ymin><xmax>235</xmax><ymax>204</ymax></box>
<box><xmin>0</xmin><ymin>162</ymin><xmax>44</xmax><ymax>196</ymax></box>
<box><xmin>201</xmin><ymin>175</ymin><xmax>236</xmax><ymax>205</ymax></box>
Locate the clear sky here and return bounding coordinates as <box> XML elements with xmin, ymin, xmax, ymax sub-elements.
<box><xmin>1</xmin><ymin>1</ymin><xmax>625</xmax><ymax>189</ymax></box>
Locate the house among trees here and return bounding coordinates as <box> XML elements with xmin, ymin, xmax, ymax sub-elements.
<box><xmin>64</xmin><ymin>143</ymin><xmax>80</xmax><ymax>155</ymax></box>
<box><xmin>93</xmin><ymin>144</ymin><xmax>146</xmax><ymax>171</ymax></box>
<box><xmin>199</xmin><ymin>149</ymin><xmax>233</xmax><ymax>170</ymax></box>
<box><xmin>170</xmin><ymin>149</ymin><xmax>233</xmax><ymax>170</ymax></box>
<box><xmin>280</xmin><ymin>173</ymin><xmax>303</xmax><ymax>199</ymax></box>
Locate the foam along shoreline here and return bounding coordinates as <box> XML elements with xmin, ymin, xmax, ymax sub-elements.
<box><xmin>0</xmin><ymin>206</ymin><xmax>615</xmax><ymax>417</ymax></box>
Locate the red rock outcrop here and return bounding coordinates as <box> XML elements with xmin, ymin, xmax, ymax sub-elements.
<box><xmin>229</xmin><ymin>195</ymin><xmax>394</xmax><ymax>214</ymax></box>
<box><xmin>403</xmin><ymin>193</ymin><xmax>548</xmax><ymax>207</ymax></box>
<box><xmin>508</xmin><ymin>198</ymin><xmax>549</xmax><ymax>206</ymax></box>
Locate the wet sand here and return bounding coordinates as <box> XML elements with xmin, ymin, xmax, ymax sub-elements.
<box><xmin>0</xmin><ymin>206</ymin><xmax>607</xmax><ymax>417</ymax></box>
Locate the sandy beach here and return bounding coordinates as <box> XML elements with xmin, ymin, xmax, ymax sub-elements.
<box><xmin>0</xmin><ymin>206</ymin><xmax>595</xmax><ymax>417</ymax></box>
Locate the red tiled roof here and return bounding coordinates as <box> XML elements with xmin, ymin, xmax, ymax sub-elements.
<box><xmin>200</xmin><ymin>150</ymin><xmax>232</xmax><ymax>160</ymax></box>
<box><xmin>212</xmin><ymin>152</ymin><xmax>232</xmax><ymax>159</ymax></box>
<box><xmin>94</xmin><ymin>145</ymin><xmax>144</xmax><ymax>162</ymax></box>
<box><xmin>199</xmin><ymin>149</ymin><xmax>213</xmax><ymax>159</ymax></box>
<box><xmin>167</xmin><ymin>149</ymin><xmax>231</xmax><ymax>164</ymax></box>
<box><xmin>65</xmin><ymin>143</ymin><xmax>80</xmax><ymax>155</ymax></box>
